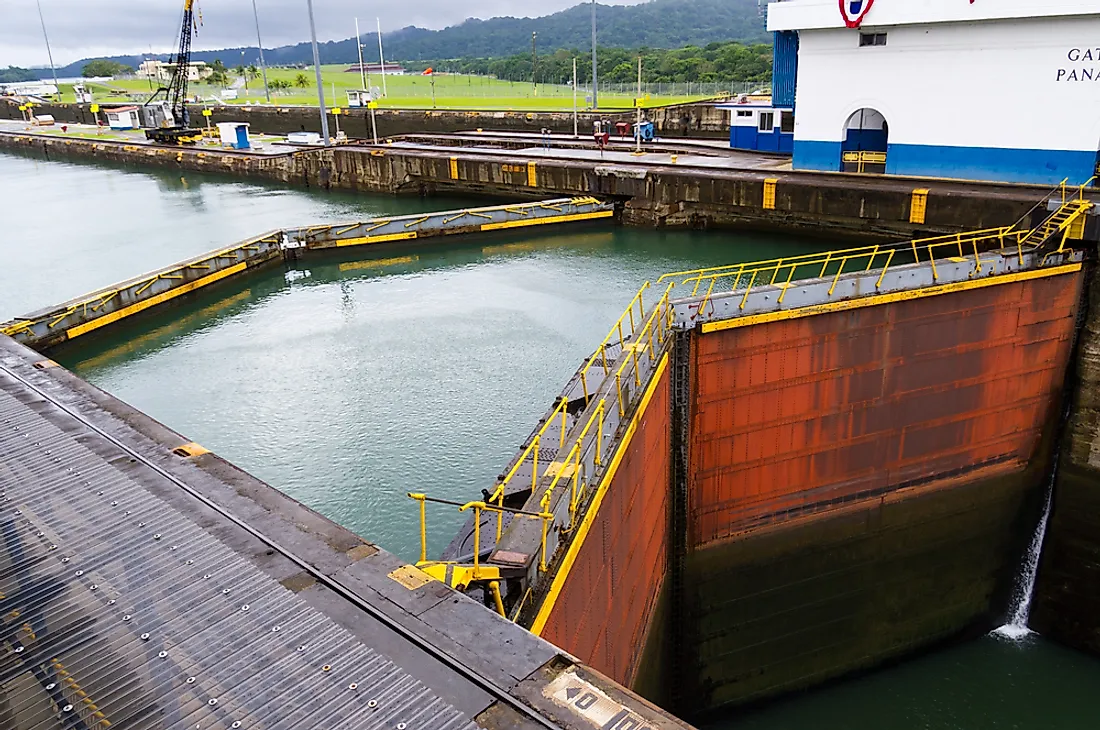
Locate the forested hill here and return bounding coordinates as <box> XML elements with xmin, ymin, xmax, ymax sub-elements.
<box><xmin>53</xmin><ymin>0</ymin><xmax>767</xmax><ymax>77</ymax></box>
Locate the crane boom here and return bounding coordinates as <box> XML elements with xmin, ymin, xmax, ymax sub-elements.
<box><xmin>144</xmin><ymin>0</ymin><xmax>203</xmax><ymax>144</ymax></box>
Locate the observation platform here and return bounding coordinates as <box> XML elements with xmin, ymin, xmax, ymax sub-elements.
<box><xmin>0</xmin><ymin>334</ymin><xmax>686</xmax><ymax>730</ymax></box>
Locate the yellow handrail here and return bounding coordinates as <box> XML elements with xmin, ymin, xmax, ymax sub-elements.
<box><xmin>578</xmin><ymin>282</ymin><xmax>650</xmax><ymax>399</ymax></box>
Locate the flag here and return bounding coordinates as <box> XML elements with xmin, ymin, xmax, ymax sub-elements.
<box><xmin>422</xmin><ymin>67</ymin><xmax>433</xmax><ymax>75</ymax></box>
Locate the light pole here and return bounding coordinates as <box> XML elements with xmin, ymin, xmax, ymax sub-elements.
<box><xmin>376</xmin><ymin>18</ymin><xmax>388</xmax><ymax>97</ymax></box>
<box><xmin>35</xmin><ymin>0</ymin><xmax>60</xmax><ymax>97</ymax></box>
<box><xmin>591</xmin><ymin>0</ymin><xmax>598</xmax><ymax>109</ymax></box>
<box><xmin>532</xmin><ymin>32</ymin><xmax>538</xmax><ymax>95</ymax></box>
<box><xmin>572</xmin><ymin>57</ymin><xmax>578</xmax><ymax>137</ymax></box>
<box><xmin>252</xmin><ymin>0</ymin><xmax>270</xmax><ymax>102</ymax></box>
<box><xmin>355</xmin><ymin>18</ymin><xmax>367</xmax><ymax>92</ymax></box>
<box><xmin>305</xmin><ymin>0</ymin><xmax>330</xmax><ymax>145</ymax></box>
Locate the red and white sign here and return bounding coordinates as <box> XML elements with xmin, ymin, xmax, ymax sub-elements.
<box><xmin>839</xmin><ymin>0</ymin><xmax>876</xmax><ymax>28</ymax></box>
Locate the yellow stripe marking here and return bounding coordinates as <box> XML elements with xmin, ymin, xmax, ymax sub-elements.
<box><xmin>527</xmin><ymin>161</ymin><xmax>538</xmax><ymax>187</ymax></box>
<box><xmin>339</xmin><ymin>255</ymin><xmax>418</xmax><ymax>272</ymax></box>
<box><xmin>530</xmin><ymin>352</ymin><xmax>670</xmax><ymax>636</ymax></box>
<box><xmin>65</xmin><ymin>262</ymin><xmax>249</xmax><ymax>340</ymax></box>
<box><xmin>480</xmin><ymin>210</ymin><xmax>613</xmax><ymax>232</ymax></box>
<box><xmin>336</xmin><ymin>232</ymin><xmax>418</xmax><ymax>247</ymax></box>
<box><xmin>701</xmin><ymin>263</ymin><xmax>1083</xmax><ymax>334</ymax></box>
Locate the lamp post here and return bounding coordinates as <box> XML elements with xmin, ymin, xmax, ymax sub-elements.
<box><xmin>591</xmin><ymin>0</ymin><xmax>598</xmax><ymax>109</ymax></box>
<box><xmin>305</xmin><ymin>0</ymin><xmax>330</xmax><ymax>145</ymax></box>
<box><xmin>35</xmin><ymin>0</ymin><xmax>60</xmax><ymax>97</ymax></box>
<box><xmin>572</xmin><ymin>57</ymin><xmax>578</xmax><ymax>137</ymax></box>
<box><xmin>532</xmin><ymin>32</ymin><xmax>538</xmax><ymax>95</ymax></box>
<box><xmin>252</xmin><ymin>0</ymin><xmax>270</xmax><ymax>102</ymax></box>
<box><xmin>377</xmin><ymin>18</ymin><xmax>388</xmax><ymax>97</ymax></box>
<box><xmin>355</xmin><ymin>18</ymin><xmax>367</xmax><ymax>92</ymax></box>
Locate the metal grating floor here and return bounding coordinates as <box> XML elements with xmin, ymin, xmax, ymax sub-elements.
<box><xmin>0</xmin><ymin>369</ymin><xmax>479</xmax><ymax>730</ymax></box>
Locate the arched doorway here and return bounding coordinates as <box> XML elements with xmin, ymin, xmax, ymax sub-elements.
<box><xmin>841</xmin><ymin>108</ymin><xmax>888</xmax><ymax>173</ymax></box>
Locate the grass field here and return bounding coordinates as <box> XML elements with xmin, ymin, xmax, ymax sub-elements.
<box><xmin>53</xmin><ymin>65</ymin><xmax>713</xmax><ymax>111</ymax></box>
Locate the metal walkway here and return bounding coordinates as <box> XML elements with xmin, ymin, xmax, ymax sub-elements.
<box><xmin>0</xmin><ymin>336</ymin><xmax>683</xmax><ymax>730</ymax></box>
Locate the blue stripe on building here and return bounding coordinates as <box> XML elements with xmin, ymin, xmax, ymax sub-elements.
<box><xmin>793</xmin><ymin>140</ymin><xmax>1097</xmax><ymax>185</ymax></box>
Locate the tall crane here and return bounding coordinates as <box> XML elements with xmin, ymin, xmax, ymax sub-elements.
<box><xmin>144</xmin><ymin>0</ymin><xmax>204</xmax><ymax>144</ymax></box>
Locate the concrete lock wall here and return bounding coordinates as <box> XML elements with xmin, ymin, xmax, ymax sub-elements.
<box><xmin>536</xmin><ymin>362</ymin><xmax>673</xmax><ymax>699</ymax></box>
<box><xmin>681</xmin><ymin>268</ymin><xmax>1084</xmax><ymax>711</ymax></box>
<box><xmin>1033</xmin><ymin>262</ymin><xmax>1100</xmax><ymax>653</ymax></box>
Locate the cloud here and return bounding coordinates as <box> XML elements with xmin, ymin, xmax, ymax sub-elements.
<box><xmin>0</xmin><ymin>0</ymin><xmax>645</xmax><ymax>67</ymax></box>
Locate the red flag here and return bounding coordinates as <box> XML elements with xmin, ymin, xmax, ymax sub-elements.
<box><xmin>422</xmin><ymin>67</ymin><xmax>433</xmax><ymax>75</ymax></box>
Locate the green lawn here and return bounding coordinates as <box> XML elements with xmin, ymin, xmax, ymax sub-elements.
<box><xmin>51</xmin><ymin>66</ymin><xmax>716</xmax><ymax>111</ymax></box>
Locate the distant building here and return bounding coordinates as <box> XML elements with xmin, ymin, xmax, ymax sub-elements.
<box><xmin>137</xmin><ymin>60</ymin><xmax>214</xmax><ymax>83</ymax></box>
<box><xmin>345</xmin><ymin>63</ymin><xmax>406</xmax><ymax>75</ymax></box>
<box><xmin>759</xmin><ymin>0</ymin><xmax>1100</xmax><ymax>185</ymax></box>
<box><xmin>0</xmin><ymin>82</ymin><xmax>59</xmax><ymax>98</ymax></box>
<box><xmin>104</xmin><ymin>106</ymin><xmax>141</xmax><ymax>130</ymax></box>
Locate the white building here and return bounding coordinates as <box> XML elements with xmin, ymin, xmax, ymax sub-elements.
<box><xmin>137</xmin><ymin>60</ymin><xmax>213</xmax><ymax>83</ymax></box>
<box><xmin>768</xmin><ymin>0</ymin><xmax>1100</xmax><ymax>185</ymax></box>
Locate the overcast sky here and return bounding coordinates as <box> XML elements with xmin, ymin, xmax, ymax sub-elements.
<box><xmin>1</xmin><ymin>0</ymin><xmax>647</xmax><ymax>67</ymax></box>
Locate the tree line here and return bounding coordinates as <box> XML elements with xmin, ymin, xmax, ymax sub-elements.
<box><xmin>409</xmin><ymin>41</ymin><xmax>773</xmax><ymax>85</ymax></box>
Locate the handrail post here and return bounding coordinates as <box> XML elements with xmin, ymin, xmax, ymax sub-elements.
<box><xmin>473</xmin><ymin>504</ymin><xmax>481</xmax><ymax>572</ymax></box>
<box><xmin>531</xmin><ymin>437</ymin><xmax>540</xmax><ymax>491</ymax></box>
<box><xmin>560</xmin><ymin>404</ymin><xmax>567</xmax><ymax>449</ymax></box>
<box><xmin>539</xmin><ymin>495</ymin><xmax>551</xmax><ymax>572</ymax></box>
<box><xmin>596</xmin><ymin>401</ymin><xmax>605</xmax><ymax>466</ymax></box>
<box><xmin>409</xmin><ymin>493</ymin><xmax>428</xmax><ymax>564</ymax></box>
<box><xmin>616</xmin><ymin>372</ymin><xmax>625</xmax><ymax>417</ymax></box>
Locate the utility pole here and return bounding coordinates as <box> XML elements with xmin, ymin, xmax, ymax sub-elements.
<box><xmin>572</xmin><ymin>57</ymin><xmax>578</xmax><ymax>138</ymax></box>
<box><xmin>305</xmin><ymin>0</ymin><xmax>330</xmax><ymax>145</ymax></box>
<box><xmin>532</xmin><ymin>32</ymin><xmax>538</xmax><ymax>95</ymax></box>
<box><xmin>635</xmin><ymin>56</ymin><xmax>642</xmax><ymax>154</ymax></box>
<box><xmin>36</xmin><ymin>0</ymin><xmax>60</xmax><ymax>96</ymax></box>
<box><xmin>252</xmin><ymin>0</ymin><xmax>270</xmax><ymax>102</ymax></box>
<box><xmin>591</xmin><ymin>0</ymin><xmax>598</xmax><ymax>109</ymax></box>
<box><xmin>377</xmin><ymin>18</ymin><xmax>388</xmax><ymax>97</ymax></box>
<box><xmin>355</xmin><ymin>17</ymin><xmax>367</xmax><ymax>91</ymax></box>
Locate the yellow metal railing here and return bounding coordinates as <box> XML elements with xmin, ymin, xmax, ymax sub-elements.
<box><xmin>1060</xmin><ymin>176</ymin><xmax>1096</xmax><ymax>205</ymax></box>
<box><xmin>407</xmin><ymin>493</ymin><xmax>553</xmax><ymax>615</ymax></box>
<box><xmin>534</xmin><ymin>286</ymin><xmax>675</xmax><ymax>533</ymax></box>
<box><xmin>578</xmin><ymin>282</ymin><xmax>650</xmax><ymax>400</ymax></box>
<box><xmin>406</xmin><ymin>283</ymin><xmax>677</xmax><ymax>604</ymax></box>
<box><xmin>657</xmin><ymin>227</ymin><xmax>1033</xmax><ymax>319</ymax></box>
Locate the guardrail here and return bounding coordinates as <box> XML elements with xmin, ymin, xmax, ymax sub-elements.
<box><xmin>289</xmin><ymin>197</ymin><xmax>613</xmax><ymax>250</ymax></box>
<box><xmin>1</xmin><ymin>232</ymin><xmax>284</xmax><ymax>350</ymax></box>
<box><xmin>408</xmin><ymin>281</ymin><xmax>676</xmax><ymax>606</ymax></box>
<box><xmin>2</xmin><ymin>197</ymin><xmax>616</xmax><ymax>351</ymax></box>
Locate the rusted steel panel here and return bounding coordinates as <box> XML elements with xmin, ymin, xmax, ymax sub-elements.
<box><xmin>689</xmin><ymin>271</ymin><xmax>1084</xmax><ymax>548</ymax></box>
<box><xmin>540</xmin><ymin>367</ymin><xmax>672</xmax><ymax>688</ymax></box>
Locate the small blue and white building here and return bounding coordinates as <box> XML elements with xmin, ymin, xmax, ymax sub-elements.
<box><xmin>720</xmin><ymin>101</ymin><xmax>794</xmax><ymax>154</ymax></box>
<box><xmin>764</xmin><ymin>0</ymin><xmax>1100</xmax><ymax>185</ymax></box>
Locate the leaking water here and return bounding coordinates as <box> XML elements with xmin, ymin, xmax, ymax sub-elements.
<box><xmin>993</xmin><ymin>467</ymin><xmax>1057</xmax><ymax>640</ymax></box>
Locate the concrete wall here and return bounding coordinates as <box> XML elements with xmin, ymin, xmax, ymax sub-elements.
<box><xmin>536</xmin><ymin>363</ymin><xmax>673</xmax><ymax>697</ymax></box>
<box><xmin>0</xmin><ymin>129</ymin><xmax>1065</xmax><ymax>244</ymax></box>
<box><xmin>682</xmin><ymin>267</ymin><xmax>1084</xmax><ymax>710</ymax></box>
<box><xmin>1033</xmin><ymin>262</ymin><xmax>1100</xmax><ymax>653</ymax></box>
<box><xmin>0</xmin><ymin>98</ymin><xmax>632</xmax><ymax>140</ymax></box>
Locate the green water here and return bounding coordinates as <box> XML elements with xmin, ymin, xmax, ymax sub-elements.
<box><xmin>5</xmin><ymin>151</ymin><xmax>1100</xmax><ymax>728</ymax></box>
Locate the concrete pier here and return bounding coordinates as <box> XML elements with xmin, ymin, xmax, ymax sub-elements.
<box><xmin>0</xmin><ymin>127</ymin><xmax>1083</xmax><ymax>243</ymax></box>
